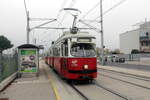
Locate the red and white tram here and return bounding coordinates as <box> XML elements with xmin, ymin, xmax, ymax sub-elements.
<box><xmin>45</xmin><ymin>30</ymin><xmax>97</xmax><ymax>80</ymax></box>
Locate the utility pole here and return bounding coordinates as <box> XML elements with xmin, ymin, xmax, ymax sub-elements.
<box><xmin>24</xmin><ymin>0</ymin><xmax>57</xmax><ymax>44</ymax></box>
<box><xmin>100</xmin><ymin>0</ymin><xmax>104</xmax><ymax>65</ymax></box>
<box><xmin>27</xmin><ymin>11</ymin><xmax>30</xmax><ymax>44</ymax></box>
<box><xmin>24</xmin><ymin>0</ymin><xmax>30</xmax><ymax>44</ymax></box>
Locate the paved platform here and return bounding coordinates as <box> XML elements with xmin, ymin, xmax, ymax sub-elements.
<box><xmin>98</xmin><ymin>65</ymin><xmax>150</xmax><ymax>78</ymax></box>
<box><xmin>2</xmin><ymin>60</ymin><xmax>149</xmax><ymax>100</ymax></box>
<box><xmin>0</xmin><ymin>60</ymin><xmax>83</xmax><ymax>100</ymax></box>
<box><xmin>0</xmin><ymin>63</ymin><xmax>56</xmax><ymax>100</ymax></box>
<box><xmin>41</xmin><ymin>61</ymin><xmax>83</xmax><ymax>100</ymax></box>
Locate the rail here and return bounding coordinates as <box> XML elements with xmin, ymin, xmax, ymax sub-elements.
<box><xmin>69</xmin><ymin>83</ymin><xmax>89</xmax><ymax>100</ymax></box>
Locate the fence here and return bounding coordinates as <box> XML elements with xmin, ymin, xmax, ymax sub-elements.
<box><xmin>106</xmin><ymin>54</ymin><xmax>150</xmax><ymax>61</ymax></box>
<box><xmin>104</xmin><ymin>54</ymin><xmax>141</xmax><ymax>61</ymax></box>
<box><xmin>117</xmin><ymin>54</ymin><xmax>141</xmax><ymax>61</ymax></box>
<box><xmin>0</xmin><ymin>53</ymin><xmax>18</xmax><ymax>82</ymax></box>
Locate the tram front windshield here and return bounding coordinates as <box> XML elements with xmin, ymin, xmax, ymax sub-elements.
<box><xmin>71</xmin><ymin>43</ymin><xmax>96</xmax><ymax>57</ymax></box>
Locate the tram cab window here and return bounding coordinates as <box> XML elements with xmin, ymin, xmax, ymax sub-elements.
<box><xmin>71</xmin><ymin>43</ymin><xmax>96</xmax><ymax>57</ymax></box>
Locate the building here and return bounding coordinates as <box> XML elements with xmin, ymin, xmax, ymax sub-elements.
<box><xmin>120</xmin><ymin>21</ymin><xmax>150</xmax><ymax>54</ymax></box>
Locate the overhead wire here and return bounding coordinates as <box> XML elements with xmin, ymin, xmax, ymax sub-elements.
<box><xmin>79</xmin><ymin>0</ymin><xmax>127</xmax><ymax>31</ymax></box>
<box><xmin>56</xmin><ymin>0</ymin><xmax>69</xmax><ymax>33</ymax></box>
<box><xmin>78</xmin><ymin>1</ymin><xmax>101</xmax><ymax>28</ymax></box>
<box><xmin>31</xmin><ymin>1</ymin><xmax>67</xmax><ymax>47</ymax></box>
<box><xmin>57</xmin><ymin>0</ymin><xmax>78</xmax><ymax>37</ymax></box>
<box><xmin>39</xmin><ymin>31</ymin><xmax>49</xmax><ymax>41</ymax></box>
<box><xmin>56</xmin><ymin>0</ymin><xmax>68</xmax><ymax>19</ymax></box>
<box><xmin>37</xmin><ymin>0</ymin><xmax>67</xmax><ymax>49</ymax></box>
<box><xmin>94</xmin><ymin>0</ymin><xmax>127</xmax><ymax>20</ymax></box>
<box><xmin>80</xmin><ymin>2</ymin><xmax>100</xmax><ymax>20</ymax></box>
<box><xmin>68</xmin><ymin>0</ymin><xmax>77</xmax><ymax>8</ymax></box>
<box><xmin>59</xmin><ymin>0</ymin><xmax>77</xmax><ymax>26</ymax></box>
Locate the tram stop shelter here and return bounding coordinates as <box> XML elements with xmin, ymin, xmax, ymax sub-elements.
<box><xmin>17</xmin><ymin>44</ymin><xmax>39</xmax><ymax>77</ymax></box>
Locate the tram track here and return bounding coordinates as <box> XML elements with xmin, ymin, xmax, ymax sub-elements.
<box><xmin>94</xmin><ymin>81</ymin><xmax>132</xmax><ymax>100</ymax></box>
<box><xmin>98</xmin><ymin>73</ymin><xmax>150</xmax><ymax>90</ymax></box>
<box><xmin>98</xmin><ymin>68</ymin><xmax>150</xmax><ymax>82</ymax></box>
<box><xmin>96</xmin><ymin>70</ymin><xmax>150</xmax><ymax>100</ymax></box>
<box><xmin>69</xmin><ymin>83</ymin><xmax>90</xmax><ymax>100</ymax></box>
<box><xmin>69</xmin><ymin>82</ymin><xmax>128</xmax><ymax>100</ymax></box>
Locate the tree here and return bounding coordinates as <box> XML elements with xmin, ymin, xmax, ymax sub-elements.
<box><xmin>0</xmin><ymin>36</ymin><xmax>13</xmax><ymax>75</ymax></box>
<box><xmin>110</xmin><ymin>49</ymin><xmax>121</xmax><ymax>54</ymax></box>
<box><xmin>131</xmin><ymin>49</ymin><xmax>139</xmax><ymax>54</ymax></box>
<box><xmin>0</xmin><ymin>35</ymin><xmax>13</xmax><ymax>54</ymax></box>
<box><xmin>104</xmin><ymin>48</ymin><xmax>110</xmax><ymax>54</ymax></box>
<box><xmin>96</xmin><ymin>47</ymin><xmax>100</xmax><ymax>57</ymax></box>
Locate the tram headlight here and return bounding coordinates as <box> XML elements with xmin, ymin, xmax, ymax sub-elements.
<box><xmin>84</xmin><ymin>65</ymin><xmax>88</xmax><ymax>69</ymax></box>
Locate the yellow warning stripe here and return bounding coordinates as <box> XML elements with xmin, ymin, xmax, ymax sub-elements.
<box><xmin>44</xmin><ymin>67</ymin><xmax>61</xmax><ymax>100</ymax></box>
<box><xmin>47</xmin><ymin>74</ymin><xmax>61</xmax><ymax>100</ymax></box>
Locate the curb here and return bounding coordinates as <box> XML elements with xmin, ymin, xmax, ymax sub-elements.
<box><xmin>99</xmin><ymin>67</ymin><xmax>150</xmax><ymax>79</ymax></box>
<box><xmin>0</xmin><ymin>72</ymin><xmax>17</xmax><ymax>92</ymax></box>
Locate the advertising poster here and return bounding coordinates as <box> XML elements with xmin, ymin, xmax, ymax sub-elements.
<box><xmin>20</xmin><ymin>49</ymin><xmax>37</xmax><ymax>73</ymax></box>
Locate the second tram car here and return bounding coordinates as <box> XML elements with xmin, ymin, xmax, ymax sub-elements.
<box><xmin>46</xmin><ymin>31</ymin><xmax>97</xmax><ymax>80</ymax></box>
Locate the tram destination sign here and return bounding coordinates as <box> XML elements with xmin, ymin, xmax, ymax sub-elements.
<box><xmin>78</xmin><ymin>38</ymin><xmax>91</xmax><ymax>42</ymax></box>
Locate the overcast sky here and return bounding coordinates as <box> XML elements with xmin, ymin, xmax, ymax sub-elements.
<box><xmin>0</xmin><ymin>0</ymin><xmax>150</xmax><ymax>50</ymax></box>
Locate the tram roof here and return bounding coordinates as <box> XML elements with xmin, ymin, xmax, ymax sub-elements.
<box><xmin>54</xmin><ymin>31</ymin><xmax>95</xmax><ymax>44</ymax></box>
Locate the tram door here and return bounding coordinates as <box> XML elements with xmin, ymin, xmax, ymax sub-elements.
<box><xmin>61</xmin><ymin>41</ymin><xmax>68</xmax><ymax>76</ymax></box>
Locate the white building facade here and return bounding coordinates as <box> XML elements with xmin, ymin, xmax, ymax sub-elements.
<box><xmin>120</xmin><ymin>29</ymin><xmax>140</xmax><ymax>54</ymax></box>
<box><xmin>120</xmin><ymin>21</ymin><xmax>150</xmax><ymax>54</ymax></box>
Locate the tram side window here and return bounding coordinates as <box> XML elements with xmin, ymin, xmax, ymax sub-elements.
<box><xmin>58</xmin><ymin>48</ymin><xmax>60</xmax><ymax>56</ymax></box>
<box><xmin>53</xmin><ymin>48</ymin><xmax>56</xmax><ymax>56</ymax></box>
<box><xmin>61</xmin><ymin>44</ymin><xmax>64</xmax><ymax>56</ymax></box>
<box><xmin>53</xmin><ymin>48</ymin><xmax>60</xmax><ymax>56</ymax></box>
<box><xmin>50</xmin><ymin>50</ymin><xmax>51</xmax><ymax>56</ymax></box>
<box><xmin>64</xmin><ymin>40</ymin><xmax>68</xmax><ymax>56</ymax></box>
<box><xmin>65</xmin><ymin>45</ymin><xmax>68</xmax><ymax>56</ymax></box>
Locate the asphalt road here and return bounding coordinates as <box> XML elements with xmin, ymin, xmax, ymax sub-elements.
<box><xmin>104</xmin><ymin>62</ymin><xmax>150</xmax><ymax>71</ymax></box>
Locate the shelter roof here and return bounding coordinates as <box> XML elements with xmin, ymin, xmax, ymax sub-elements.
<box><xmin>18</xmin><ymin>44</ymin><xmax>39</xmax><ymax>49</ymax></box>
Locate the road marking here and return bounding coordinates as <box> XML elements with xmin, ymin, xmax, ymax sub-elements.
<box><xmin>43</xmin><ymin>66</ymin><xmax>61</xmax><ymax>100</ymax></box>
